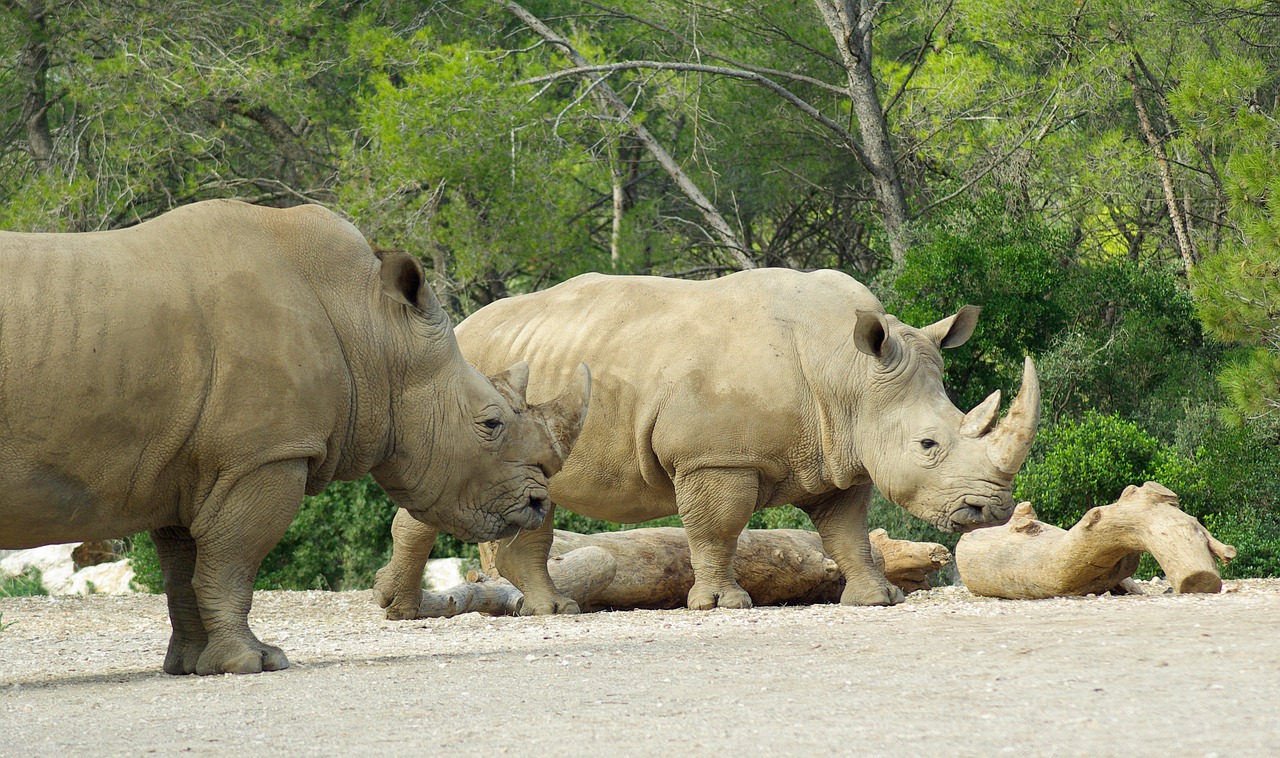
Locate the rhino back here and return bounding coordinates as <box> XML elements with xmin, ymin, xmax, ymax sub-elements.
<box><xmin>0</xmin><ymin>201</ymin><xmax>361</xmax><ymax>547</ymax></box>
<box><xmin>456</xmin><ymin>268</ymin><xmax>880</xmax><ymax>522</ymax></box>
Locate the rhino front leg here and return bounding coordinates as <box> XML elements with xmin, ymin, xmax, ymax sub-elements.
<box><xmin>151</xmin><ymin>526</ymin><xmax>208</xmax><ymax>675</ymax></box>
<box><xmin>677</xmin><ymin>467</ymin><xmax>758</xmax><ymax>610</ymax></box>
<box><xmin>494</xmin><ymin>502</ymin><xmax>580</xmax><ymax>615</ymax></box>
<box><xmin>185</xmin><ymin>460</ymin><xmax>306</xmax><ymax>675</ymax></box>
<box><xmin>374</xmin><ymin>508</ymin><xmax>439</xmax><ymax>620</ymax></box>
<box><xmin>801</xmin><ymin>485</ymin><xmax>905</xmax><ymax>606</ymax></box>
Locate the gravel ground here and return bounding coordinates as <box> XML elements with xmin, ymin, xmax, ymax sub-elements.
<box><xmin>3</xmin><ymin>579</ymin><xmax>1279</xmax><ymax>756</ymax></box>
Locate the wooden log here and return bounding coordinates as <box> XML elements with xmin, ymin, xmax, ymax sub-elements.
<box><xmin>870</xmin><ymin>528</ymin><xmax>952</xmax><ymax>593</ymax></box>
<box><xmin>415</xmin><ymin>577</ymin><xmax>523</xmax><ymax>618</ymax></box>
<box><xmin>956</xmin><ymin>482</ymin><xmax>1237</xmax><ymax>599</ymax></box>
<box><xmin>412</xmin><ymin>527</ymin><xmax>951</xmax><ymax>616</ymax></box>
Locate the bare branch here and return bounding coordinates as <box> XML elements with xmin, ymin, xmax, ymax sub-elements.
<box><xmin>883</xmin><ymin>0</ymin><xmax>954</xmax><ymax>114</ymax></box>
<box><xmin>502</xmin><ymin>0</ymin><xmax>755</xmax><ymax>270</ymax></box>
<box><xmin>517</xmin><ymin>61</ymin><xmax>870</xmax><ymax>170</ymax></box>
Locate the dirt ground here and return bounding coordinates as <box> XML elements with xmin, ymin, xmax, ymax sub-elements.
<box><xmin>3</xmin><ymin>579</ymin><xmax>1279</xmax><ymax>756</ymax></box>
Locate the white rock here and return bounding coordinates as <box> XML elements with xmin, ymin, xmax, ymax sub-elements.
<box><xmin>1</xmin><ymin>544</ymin><xmax>136</xmax><ymax>595</ymax></box>
<box><xmin>423</xmin><ymin>558</ymin><xmax>465</xmax><ymax>590</ymax></box>
<box><xmin>68</xmin><ymin>560</ymin><xmax>136</xmax><ymax>595</ymax></box>
<box><xmin>1</xmin><ymin>544</ymin><xmax>77</xmax><ymax>592</ymax></box>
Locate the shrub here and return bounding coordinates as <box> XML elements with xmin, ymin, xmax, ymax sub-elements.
<box><xmin>130</xmin><ymin>476</ymin><xmax>402</xmax><ymax>593</ymax></box>
<box><xmin>1014</xmin><ymin>412</ymin><xmax>1184</xmax><ymax>527</ymax></box>
<box><xmin>1</xmin><ymin>568</ymin><xmax>47</xmax><ymax>597</ymax></box>
<box><xmin>881</xmin><ymin>196</ymin><xmax>1072</xmax><ymax>410</ymax></box>
<box><xmin>1014</xmin><ymin>412</ymin><xmax>1280</xmax><ymax>578</ymax></box>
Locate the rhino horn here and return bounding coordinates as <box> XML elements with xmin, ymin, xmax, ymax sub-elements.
<box><xmin>984</xmin><ymin>357</ymin><xmax>1041</xmax><ymax>476</ymax></box>
<box><xmin>960</xmin><ymin>389</ymin><xmax>1001</xmax><ymax>439</ymax></box>
<box><xmin>537</xmin><ymin>362</ymin><xmax>592</xmax><ymax>462</ymax></box>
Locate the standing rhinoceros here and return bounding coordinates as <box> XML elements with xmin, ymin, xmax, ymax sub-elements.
<box><xmin>374</xmin><ymin>268</ymin><xmax>1038</xmax><ymax>616</ymax></box>
<box><xmin>0</xmin><ymin>200</ymin><xmax>589</xmax><ymax>674</ymax></box>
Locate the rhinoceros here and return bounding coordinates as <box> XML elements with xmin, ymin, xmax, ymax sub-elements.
<box><xmin>0</xmin><ymin>200</ymin><xmax>589</xmax><ymax>674</ymax></box>
<box><xmin>374</xmin><ymin>268</ymin><xmax>1038</xmax><ymax>616</ymax></box>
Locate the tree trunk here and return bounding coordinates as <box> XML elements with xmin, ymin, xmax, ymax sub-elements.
<box><xmin>15</xmin><ymin>0</ymin><xmax>55</xmax><ymax>171</ymax></box>
<box><xmin>955</xmin><ymin>482</ymin><xmax>1236</xmax><ymax>599</ymax></box>
<box><xmin>814</xmin><ymin>0</ymin><xmax>912</xmax><ymax>263</ymax></box>
<box><xmin>503</xmin><ymin>1</ymin><xmax>754</xmax><ymax>270</ymax></box>
<box><xmin>1123</xmin><ymin>53</ymin><xmax>1199</xmax><ymax>272</ymax></box>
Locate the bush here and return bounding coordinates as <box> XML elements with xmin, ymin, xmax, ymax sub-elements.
<box><xmin>130</xmin><ymin>476</ymin><xmax>402</xmax><ymax>593</ymax></box>
<box><xmin>1014</xmin><ymin>412</ymin><xmax>1191</xmax><ymax>528</ymax></box>
<box><xmin>1</xmin><ymin>568</ymin><xmax>47</xmax><ymax>597</ymax></box>
<box><xmin>1039</xmin><ymin>260</ymin><xmax>1218</xmax><ymax>435</ymax></box>
<box><xmin>880</xmin><ymin>196</ymin><xmax>1072</xmax><ymax>410</ymax></box>
<box><xmin>1014</xmin><ymin>412</ymin><xmax>1280</xmax><ymax>578</ymax></box>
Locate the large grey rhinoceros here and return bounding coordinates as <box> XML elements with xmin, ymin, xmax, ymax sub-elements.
<box><xmin>374</xmin><ymin>268</ymin><xmax>1038</xmax><ymax>616</ymax></box>
<box><xmin>0</xmin><ymin>199</ymin><xmax>589</xmax><ymax>674</ymax></box>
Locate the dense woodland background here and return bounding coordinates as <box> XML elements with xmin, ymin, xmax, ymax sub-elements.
<box><xmin>3</xmin><ymin>0</ymin><xmax>1277</xmax><ymax>589</ymax></box>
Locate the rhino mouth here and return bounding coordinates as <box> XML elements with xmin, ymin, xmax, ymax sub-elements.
<box><xmin>943</xmin><ymin>494</ymin><xmax>1013</xmax><ymax>533</ymax></box>
<box><xmin>495</xmin><ymin>493</ymin><xmax>549</xmax><ymax>540</ymax></box>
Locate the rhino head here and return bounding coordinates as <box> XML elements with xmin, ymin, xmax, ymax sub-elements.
<box><xmin>852</xmin><ymin>305</ymin><xmax>1040</xmax><ymax>533</ymax></box>
<box><xmin>368</xmin><ymin>252</ymin><xmax>590</xmax><ymax>543</ymax></box>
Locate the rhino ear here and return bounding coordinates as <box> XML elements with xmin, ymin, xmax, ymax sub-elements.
<box><xmin>852</xmin><ymin>310</ymin><xmax>891</xmax><ymax>360</ymax></box>
<box><xmin>538</xmin><ymin>363</ymin><xmax>592</xmax><ymax>461</ymax></box>
<box><xmin>377</xmin><ymin>250</ymin><xmax>447</xmax><ymax>322</ymax></box>
<box><xmin>922</xmin><ymin>305</ymin><xmax>981</xmax><ymax>349</ymax></box>
<box><xmin>490</xmin><ymin>361</ymin><xmax>531</xmax><ymax>406</ymax></box>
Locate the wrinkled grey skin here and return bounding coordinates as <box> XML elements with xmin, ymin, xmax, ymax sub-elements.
<box><xmin>373</xmin><ymin>268</ymin><xmax>1039</xmax><ymax>615</ymax></box>
<box><xmin>0</xmin><ymin>200</ymin><xmax>588</xmax><ymax>674</ymax></box>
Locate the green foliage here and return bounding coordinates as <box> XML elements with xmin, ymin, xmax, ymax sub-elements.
<box><xmin>1040</xmin><ymin>259</ymin><xmax>1216</xmax><ymax>434</ymax></box>
<box><xmin>129</xmin><ymin>477</ymin><xmax>401</xmax><ymax>593</ymax></box>
<box><xmin>254</xmin><ymin>477</ymin><xmax>397</xmax><ymax>591</ymax></box>
<box><xmin>1014</xmin><ymin>412</ymin><xmax>1189</xmax><ymax>528</ymax></box>
<box><xmin>127</xmin><ymin>534</ymin><xmax>164</xmax><ymax>593</ymax></box>
<box><xmin>1</xmin><ymin>568</ymin><xmax>47</xmax><ymax>597</ymax></box>
<box><xmin>1015</xmin><ymin>412</ymin><xmax>1280</xmax><ymax>578</ymax></box>
<box><xmin>882</xmin><ymin>197</ymin><xmax>1073</xmax><ymax>409</ymax></box>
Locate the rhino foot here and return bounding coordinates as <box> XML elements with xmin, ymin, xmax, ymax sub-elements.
<box><xmin>687</xmin><ymin>582</ymin><xmax>754</xmax><ymax>610</ymax></box>
<box><xmin>840</xmin><ymin>580</ymin><xmax>906</xmax><ymax>607</ymax></box>
<box><xmin>517</xmin><ymin>594</ymin><xmax>581</xmax><ymax>616</ymax></box>
<box><xmin>373</xmin><ymin>565</ymin><xmax>423</xmax><ymax>620</ymax></box>
<box><xmin>193</xmin><ymin>639</ymin><xmax>290</xmax><ymax>676</ymax></box>
<box><xmin>162</xmin><ymin>635</ymin><xmax>208</xmax><ymax>676</ymax></box>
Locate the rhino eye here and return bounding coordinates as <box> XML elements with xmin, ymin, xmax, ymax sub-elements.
<box><xmin>920</xmin><ymin>438</ymin><xmax>939</xmax><ymax>450</ymax></box>
<box><xmin>482</xmin><ymin>418</ymin><xmax>503</xmax><ymax>431</ymax></box>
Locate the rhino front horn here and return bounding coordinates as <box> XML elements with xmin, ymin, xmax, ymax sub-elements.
<box><xmin>985</xmin><ymin>357</ymin><xmax>1041</xmax><ymax>476</ymax></box>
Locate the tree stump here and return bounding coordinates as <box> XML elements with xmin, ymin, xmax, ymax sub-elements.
<box><xmin>414</xmin><ymin>527</ymin><xmax>952</xmax><ymax>617</ymax></box>
<box><xmin>955</xmin><ymin>482</ymin><xmax>1237</xmax><ymax>599</ymax></box>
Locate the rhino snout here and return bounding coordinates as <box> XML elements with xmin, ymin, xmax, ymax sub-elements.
<box><xmin>503</xmin><ymin>490</ymin><xmax>549</xmax><ymax>532</ymax></box>
<box><xmin>945</xmin><ymin>494</ymin><xmax>1013</xmax><ymax>533</ymax></box>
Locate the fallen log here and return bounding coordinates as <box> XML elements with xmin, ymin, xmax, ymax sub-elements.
<box><xmin>956</xmin><ymin>482</ymin><xmax>1237</xmax><ymax>599</ymax></box>
<box><xmin>412</xmin><ymin>526</ymin><xmax>951</xmax><ymax>617</ymax></box>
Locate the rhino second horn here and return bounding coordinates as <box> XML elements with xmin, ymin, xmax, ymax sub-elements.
<box><xmin>985</xmin><ymin>356</ymin><xmax>1041</xmax><ymax>476</ymax></box>
<box><xmin>960</xmin><ymin>389</ymin><xmax>1001</xmax><ymax>439</ymax></box>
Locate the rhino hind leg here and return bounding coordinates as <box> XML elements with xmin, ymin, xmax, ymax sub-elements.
<box><xmin>677</xmin><ymin>468</ymin><xmax>758</xmax><ymax>610</ymax></box>
<box><xmin>801</xmin><ymin>485</ymin><xmax>905</xmax><ymax>607</ymax></box>
<box><xmin>374</xmin><ymin>508</ymin><xmax>439</xmax><ymax>620</ymax></box>
<box><xmin>495</xmin><ymin>502</ymin><xmax>581</xmax><ymax>616</ymax></box>
<box><xmin>182</xmin><ymin>460</ymin><xmax>306</xmax><ymax>675</ymax></box>
<box><xmin>151</xmin><ymin>526</ymin><xmax>209</xmax><ymax>675</ymax></box>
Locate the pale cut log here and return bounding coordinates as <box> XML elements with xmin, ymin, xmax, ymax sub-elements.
<box><xmin>956</xmin><ymin>482</ymin><xmax>1237</xmax><ymax>599</ymax></box>
<box><xmin>415</xmin><ymin>578</ymin><xmax>523</xmax><ymax>618</ymax></box>
<box><xmin>422</xmin><ymin>527</ymin><xmax>951</xmax><ymax>616</ymax></box>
